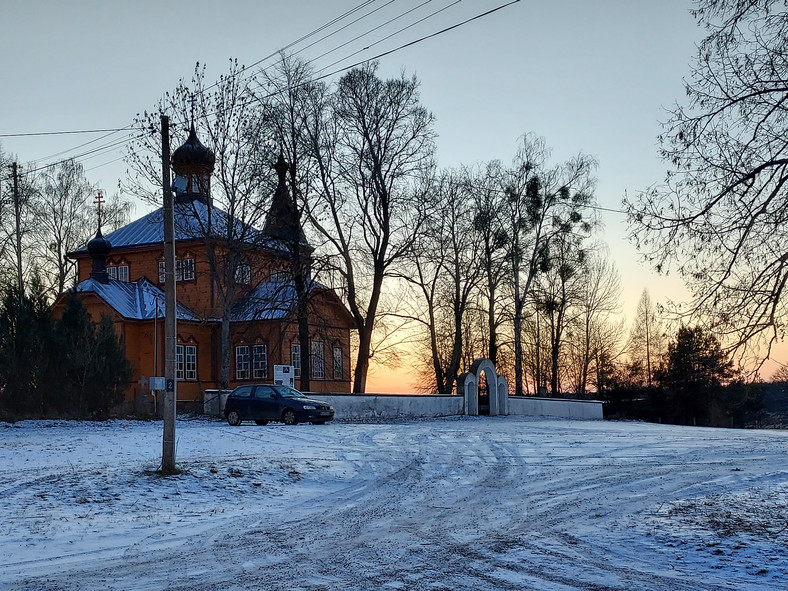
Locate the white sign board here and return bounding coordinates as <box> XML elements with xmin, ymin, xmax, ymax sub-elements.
<box><xmin>150</xmin><ymin>377</ymin><xmax>166</xmax><ymax>391</ymax></box>
<box><xmin>274</xmin><ymin>365</ymin><xmax>295</xmax><ymax>387</ymax></box>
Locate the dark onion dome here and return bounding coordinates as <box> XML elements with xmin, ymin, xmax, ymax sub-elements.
<box><xmin>87</xmin><ymin>228</ymin><xmax>112</xmax><ymax>256</ymax></box>
<box><xmin>171</xmin><ymin>124</ymin><xmax>215</xmax><ymax>170</ymax></box>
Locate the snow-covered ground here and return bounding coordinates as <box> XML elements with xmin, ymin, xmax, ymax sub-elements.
<box><xmin>1</xmin><ymin>416</ymin><xmax>787</xmax><ymax>590</ymax></box>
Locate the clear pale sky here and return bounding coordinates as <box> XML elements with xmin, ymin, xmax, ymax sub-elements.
<box><xmin>3</xmin><ymin>0</ymin><xmax>746</xmax><ymax>391</ymax></box>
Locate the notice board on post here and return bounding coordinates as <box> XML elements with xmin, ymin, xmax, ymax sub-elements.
<box><xmin>274</xmin><ymin>365</ymin><xmax>295</xmax><ymax>387</ymax></box>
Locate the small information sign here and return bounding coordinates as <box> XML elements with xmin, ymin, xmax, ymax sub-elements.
<box><xmin>150</xmin><ymin>377</ymin><xmax>166</xmax><ymax>391</ymax></box>
<box><xmin>274</xmin><ymin>365</ymin><xmax>295</xmax><ymax>387</ymax></box>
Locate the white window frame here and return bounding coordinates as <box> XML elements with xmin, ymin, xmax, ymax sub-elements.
<box><xmin>291</xmin><ymin>343</ymin><xmax>301</xmax><ymax>378</ymax></box>
<box><xmin>107</xmin><ymin>266</ymin><xmax>117</xmax><ymax>280</ymax></box>
<box><xmin>333</xmin><ymin>346</ymin><xmax>343</xmax><ymax>380</ymax></box>
<box><xmin>235</xmin><ymin>262</ymin><xmax>251</xmax><ymax>285</ymax></box>
<box><xmin>236</xmin><ymin>345</ymin><xmax>250</xmax><ymax>380</ymax></box>
<box><xmin>311</xmin><ymin>341</ymin><xmax>325</xmax><ymax>380</ymax></box>
<box><xmin>185</xmin><ymin>345</ymin><xmax>197</xmax><ymax>380</ymax></box>
<box><xmin>159</xmin><ymin>258</ymin><xmax>195</xmax><ymax>283</ymax></box>
<box><xmin>117</xmin><ymin>265</ymin><xmax>129</xmax><ymax>282</ymax></box>
<box><xmin>182</xmin><ymin>258</ymin><xmax>195</xmax><ymax>281</ymax></box>
<box><xmin>176</xmin><ymin>344</ymin><xmax>197</xmax><ymax>380</ymax></box>
<box><xmin>252</xmin><ymin>344</ymin><xmax>268</xmax><ymax>379</ymax></box>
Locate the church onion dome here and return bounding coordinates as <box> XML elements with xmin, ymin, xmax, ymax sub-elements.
<box><xmin>87</xmin><ymin>228</ymin><xmax>112</xmax><ymax>256</ymax></box>
<box><xmin>87</xmin><ymin>227</ymin><xmax>112</xmax><ymax>284</ymax></box>
<box><xmin>171</xmin><ymin>124</ymin><xmax>215</xmax><ymax>169</ymax></box>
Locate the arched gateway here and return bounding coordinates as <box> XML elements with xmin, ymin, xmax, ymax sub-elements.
<box><xmin>457</xmin><ymin>359</ymin><xmax>509</xmax><ymax>416</ymax></box>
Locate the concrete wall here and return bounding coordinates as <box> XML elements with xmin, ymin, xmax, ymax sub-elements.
<box><xmin>312</xmin><ymin>393</ymin><xmax>464</xmax><ymax>420</ymax></box>
<box><xmin>508</xmin><ymin>396</ymin><xmax>604</xmax><ymax>420</ymax></box>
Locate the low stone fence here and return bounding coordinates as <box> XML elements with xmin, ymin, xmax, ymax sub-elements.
<box><xmin>508</xmin><ymin>396</ymin><xmax>604</xmax><ymax>420</ymax></box>
<box><xmin>311</xmin><ymin>393</ymin><xmax>464</xmax><ymax>420</ymax></box>
<box><xmin>201</xmin><ymin>388</ymin><xmax>603</xmax><ymax>421</ymax></box>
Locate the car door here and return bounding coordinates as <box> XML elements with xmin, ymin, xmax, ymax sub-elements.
<box><xmin>230</xmin><ymin>385</ymin><xmax>255</xmax><ymax>419</ymax></box>
<box><xmin>251</xmin><ymin>385</ymin><xmax>277</xmax><ymax>420</ymax></box>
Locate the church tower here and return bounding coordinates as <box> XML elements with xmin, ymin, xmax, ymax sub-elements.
<box><xmin>262</xmin><ymin>152</ymin><xmax>309</xmax><ymax>247</ymax></box>
<box><xmin>171</xmin><ymin>124</ymin><xmax>216</xmax><ymax>204</ymax></box>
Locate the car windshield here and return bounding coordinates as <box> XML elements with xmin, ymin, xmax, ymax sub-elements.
<box><xmin>272</xmin><ymin>385</ymin><xmax>306</xmax><ymax>398</ymax></box>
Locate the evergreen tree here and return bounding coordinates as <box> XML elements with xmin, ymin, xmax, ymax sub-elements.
<box><xmin>0</xmin><ymin>279</ymin><xmax>53</xmax><ymax>415</ymax></box>
<box><xmin>655</xmin><ymin>326</ymin><xmax>735</xmax><ymax>424</ymax></box>
<box><xmin>55</xmin><ymin>293</ymin><xmax>131</xmax><ymax>417</ymax></box>
<box><xmin>87</xmin><ymin>315</ymin><xmax>131</xmax><ymax>416</ymax></box>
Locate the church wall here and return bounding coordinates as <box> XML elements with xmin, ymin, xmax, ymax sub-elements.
<box><xmin>76</xmin><ymin>243</ymin><xmax>288</xmax><ymax>320</ymax></box>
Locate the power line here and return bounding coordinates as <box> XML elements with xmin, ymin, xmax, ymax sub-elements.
<box><xmin>0</xmin><ymin>127</ymin><xmax>127</xmax><ymax>138</ymax></box>
<box><xmin>310</xmin><ymin>0</ymin><xmax>441</xmax><ymax>71</ymax></box>
<box><xmin>199</xmin><ymin>0</ymin><xmax>382</xmax><ymax>95</ymax></box>
<box><xmin>8</xmin><ymin>1</ymin><xmax>522</xmax><ymax>178</ymax></box>
<box><xmin>313</xmin><ymin>0</ymin><xmax>521</xmax><ymax>81</ymax></box>
<box><xmin>29</xmin><ymin>127</ymin><xmax>135</xmax><ymax>167</ymax></box>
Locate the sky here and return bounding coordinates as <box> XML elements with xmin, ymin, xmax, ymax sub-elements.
<box><xmin>2</xmin><ymin>0</ymin><xmax>753</xmax><ymax>391</ymax></box>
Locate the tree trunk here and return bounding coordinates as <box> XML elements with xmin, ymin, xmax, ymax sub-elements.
<box><xmin>353</xmin><ymin>324</ymin><xmax>373</xmax><ymax>393</ymax></box>
<box><xmin>220</xmin><ymin>312</ymin><xmax>231</xmax><ymax>390</ymax></box>
<box><xmin>298</xmin><ymin>311</ymin><xmax>310</xmax><ymax>392</ymax></box>
<box><xmin>513</xmin><ymin>301</ymin><xmax>524</xmax><ymax>397</ymax></box>
<box><xmin>487</xmin><ymin>275</ymin><xmax>497</xmax><ymax>364</ymax></box>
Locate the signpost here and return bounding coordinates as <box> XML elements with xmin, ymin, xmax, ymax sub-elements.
<box><xmin>274</xmin><ymin>365</ymin><xmax>295</xmax><ymax>387</ymax></box>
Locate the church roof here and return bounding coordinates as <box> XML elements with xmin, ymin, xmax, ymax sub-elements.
<box><xmin>230</xmin><ymin>277</ymin><xmax>352</xmax><ymax>324</ymax></box>
<box><xmin>71</xmin><ymin>200</ymin><xmax>282</xmax><ymax>254</ymax></box>
<box><xmin>230</xmin><ymin>279</ymin><xmax>299</xmax><ymax>321</ymax></box>
<box><xmin>76</xmin><ymin>277</ymin><xmax>201</xmax><ymax>321</ymax></box>
<box><xmin>74</xmin><ymin>276</ymin><xmax>337</xmax><ymax>324</ymax></box>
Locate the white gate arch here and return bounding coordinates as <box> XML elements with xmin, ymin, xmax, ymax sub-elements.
<box><xmin>457</xmin><ymin>358</ymin><xmax>509</xmax><ymax>416</ymax></box>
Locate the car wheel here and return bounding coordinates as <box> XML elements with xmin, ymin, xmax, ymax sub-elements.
<box><xmin>282</xmin><ymin>409</ymin><xmax>298</xmax><ymax>425</ymax></box>
<box><xmin>311</xmin><ymin>421</ymin><xmax>326</xmax><ymax>425</ymax></box>
<box><xmin>227</xmin><ymin>410</ymin><xmax>241</xmax><ymax>426</ymax></box>
<box><xmin>255</xmin><ymin>420</ymin><xmax>268</xmax><ymax>426</ymax></box>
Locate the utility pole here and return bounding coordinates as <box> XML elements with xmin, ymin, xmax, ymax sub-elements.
<box><xmin>12</xmin><ymin>163</ymin><xmax>23</xmax><ymax>298</ymax></box>
<box><xmin>161</xmin><ymin>115</ymin><xmax>177</xmax><ymax>474</ymax></box>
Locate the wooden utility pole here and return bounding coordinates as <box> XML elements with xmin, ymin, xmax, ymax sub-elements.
<box><xmin>12</xmin><ymin>163</ymin><xmax>23</xmax><ymax>297</ymax></box>
<box><xmin>161</xmin><ymin>115</ymin><xmax>177</xmax><ymax>474</ymax></box>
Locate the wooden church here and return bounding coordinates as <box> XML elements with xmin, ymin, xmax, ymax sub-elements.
<box><xmin>56</xmin><ymin>126</ymin><xmax>353</xmax><ymax>412</ymax></box>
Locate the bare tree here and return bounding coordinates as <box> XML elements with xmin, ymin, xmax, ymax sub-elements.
<box><xmin>469</xmin><ymin>162</ymin><xmax>509</xmax><ymax>365</ymax></box>
<box><xmin>401</xmin><ymin>169</ymin><xmax>482</xmax><ymax>394</ymax></box>
<box><xmin>628</xmin><ymin>289</ymin><xmax>665</xmax><ymax>388</ymax></box>
<box><xmin>626</xmin><ymin>1</ymin><xmax>788</xmax><ymax>367</ymax></box>
<box><xmin>32</xmin><ymin>160</ymin><xmax>97</xmax><ymax>297</ymax></box>
<box><xmin>125</xmin><ymin>60</ymin><xmax>274</xmax><ymax>389</ymax></box>
<box><xmin>256</xmin><ymin>54</ymin><xmax>330</xmax><ymax>392</ymax></box>
<box><xmin>0</xmin><ymin>161</ymin><xmax>38</xmax><ymax>295</ymax></box>
<box><xmin>569</xmin><ymin>250</ymin><xmax>622</xmax><ymax>395</ymax></box>
<box><xmin>503</xmin><ymin>134</ymin><xmax>597</xmax><ymax>396</ymax></box>
<box><xmin>305</xmin><ymin>62</ymin><xmax>436</xmax><ymax>393</ymax></box>
<box><xmin>530</xmin><ymin>227</ymin><xmax>588</xmax><ymax>395</ymax></box>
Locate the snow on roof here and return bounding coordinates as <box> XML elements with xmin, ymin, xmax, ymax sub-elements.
<box><xmin>76</xmin><ymin>277</ymin><xmax>328</xmax><ymax>324</ymax></box>
<box><xmin>76</xmin><ymin>277</ymin><xmax>201</xmax><ymax>321</ymax></box>
<box><xmin>72</xmin><ymin>201</ymin><xmax>279</xmax><ymax>254</ymax></box>
<box><xmin>230</xmin><ymin>278</ymin><xmax>332</xmax><ymax>322</ymax></box>
<box><xmin>231</xmin><ymin>279</ymin><xmax>298</xmax><ymax>321</ymax></box>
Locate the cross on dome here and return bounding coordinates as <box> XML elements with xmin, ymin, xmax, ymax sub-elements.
<box><xmin>93</xmin><ymin>190</ymin><xmax>105</xmax><ymax>228</ymax></box>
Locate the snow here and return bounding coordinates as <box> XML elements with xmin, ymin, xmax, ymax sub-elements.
<box><xmin>1</xmin><ymin>416</ymin><xmax>787</xmax><ymax>590</ymax></box>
